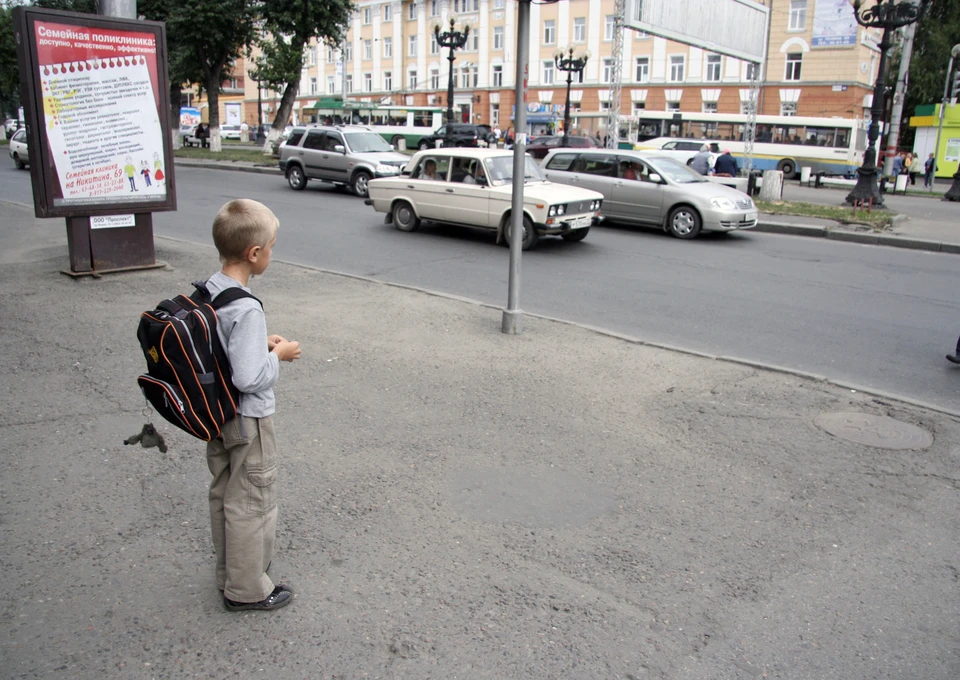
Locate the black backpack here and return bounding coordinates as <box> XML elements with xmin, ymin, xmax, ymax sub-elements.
<box><xmin>136</xmin><ymin>281</ymin><xmax>261</xmax><ymax>441</ymax></box>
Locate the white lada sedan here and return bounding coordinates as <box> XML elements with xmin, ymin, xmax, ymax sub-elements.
<box><xmin>365</xmin><ymin>148</ymin><xmax>604</xmax><ymax>250</ymax></box>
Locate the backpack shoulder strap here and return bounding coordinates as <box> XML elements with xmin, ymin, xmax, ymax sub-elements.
<box><xmin>210</xmin><ymin>286</ymin><xmax>263</xmax><ymax>310</ymax></box>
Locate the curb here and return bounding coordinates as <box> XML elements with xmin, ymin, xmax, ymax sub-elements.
<box><xmin>754</xmin><ymin>219</ymin><xmax>959</xmax><ymax>255</ymax></box>
<box><xmin>174</xmin><ymin>159</ymin><xmax>281</xmax><ymax>176</ymax></box>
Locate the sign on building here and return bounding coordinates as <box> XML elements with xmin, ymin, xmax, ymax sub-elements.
<box><xmin>624</xmin><ymin>0</ymin><xmax>769</xmax><ymax>64</ymax></box>
<box><xmin>812</xmin><ymin>0</ymin><xmax>858</xmax><ymax>48</ymax></box>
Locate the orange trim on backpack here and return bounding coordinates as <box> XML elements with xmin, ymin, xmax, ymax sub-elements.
<box><xmin>159</xmin><ymin>325</ymin><xmax>214</xmax><ymax>440</ymax></box>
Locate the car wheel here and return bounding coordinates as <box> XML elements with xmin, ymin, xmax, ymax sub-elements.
<box><xmin>286</xmin><ymin>165</ymin><xmax>307</xmax><ymax>190</ymax></box>
<box><xmin>392</xmin><ymin>200</ymin><xmax>420</xmax><ymax>232</ymax></box>
<box><xmin>351</xmin><ymin>171</ymin><xmax>372</xmax><ymax>198</ymax></box>
<box><xmin>561</xmin><ymin>227</ymin><xmax>589</xmax><ymax>242</ymax></box>
<box><xmin>419</xmin><ymin>140</ymin><xmax>431</xmax><ymax>150</ymax></box>
<box><xmin>777</xmin><ymin>159</ymin><xmax>796</xmax><ymax>177</ymax></box>
<box><xmin>503</xmin><ymin>214</ymin><xmax>539</xmax><ymax>250</ymax></box>
<box><xmin>13</xmin><ymin>153</ymin><xmax>25</xmax><ymax>170</ymax></box>
<box><xmin>667</xmin><ymin>205</ymin><xmax>702</xmax><ymax>239</ymax></box>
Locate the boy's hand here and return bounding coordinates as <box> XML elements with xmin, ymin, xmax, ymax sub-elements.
<box><xmin>272</xmin><ymin>339</ymin><xmax>302</xmax><ymax>362</ymax></box>
<box><xmin>267</xmin><ymin>334</ymin><xmax>287</xmax><ymax>351</ymax></box>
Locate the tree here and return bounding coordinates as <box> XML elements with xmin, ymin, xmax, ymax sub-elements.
<box><xmin>900</xmin><ymin>0</ymin><xmax>960</xmax><ymax>148</ymax></box>
<box><xmin>0</xmin><ymin>4</ymin><xmax>19</xmax><ymax>120</ymax></box>
<box><xmin>257</xmin><ymin>0</ymin><xmax>354</xmax><ymax>153</ymax></box>
<box><xmin>168</xmin><ymin>0</ymin><xmax>258</xmax><ymax>151</ymax></box>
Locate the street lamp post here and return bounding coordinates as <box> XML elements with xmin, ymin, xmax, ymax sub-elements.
<box><xmin>554</xmin><ymin>47</ymin><xmax>588</xmax><ymax>147</ymax></box>
<box><xmin>846</xmin><ymin>0</ymin><xmax>929</xmax><ymax>208</ymax></box>
<box><xmin>941</xmin><ymin>45</ymin><xmax>960</xmax><ymax>200</ymax></box>
<box><xmin>434</xmin><ymin>16</ymin><xmax>470</xmax><ymax>146</ymax></box>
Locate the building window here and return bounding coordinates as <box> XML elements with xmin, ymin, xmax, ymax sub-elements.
<box><xmin>635</xmin><ymin>31</ymin><xmax>649</xmax><ymax>40</ymax></box>
<box><xmin>363</xmin><ymin>72</ymin><xmax>371</xmax><ymax>91</ymax></box>
<box><xmin>544</xmin><ymin>19</ymin><xmax>556</xmax><ymax>45</ymax></box>
<box><xmin>430</xmin><ymin>0</ymin><xmax>439</xmax><ymax>17</ymax></box>
<box><xmin>781</xmin><ymin>101</ymin><xmax>798</xmax><ymax>116</ymax></box>
<box><xmin>345</xmin><ymin>43</ymin><xmax>352</xmax><ymax>61</ymax></box>
<box><xmin>409</xmin><ymin>35</ymin><xmax>418</xmax><ymax>57</ymax></box>
<box><xmin>494</xmin><ymin>0</ymin><xmax>504</xmax><ymax>7</ymax></box>
<box><xmin>228</xmin><ymin>77</ymin><xmax>239</xmax><ymax>89</ymax></box>
<box><xmin>471</xmin><ymin>66</ymin><xmax>479</xmax><ymax>87</ymax></box>
<box><xmin>492</xmin><ymin>64</ymin><xmax>503</xmax><ymax>87</ymax></box>
<box><xmin>345</xmin><ymin>74</ymin><xmax>353</xmax><ymax>93</ymax></box>
<box><xmin>706</xmin><ymin>54</ymin><xmax>721</xmax><ymax>82</ymax></box>
<box><xmin>785</xmin><ymin>52</ymin><xmax>802</xmax><ymax>81</ymax></box>
<box><xmin>470</xmin><ymin>32</ymin><xmax>479</xmax><ymax>52</ymax></box>
<box><xmin>669</xmin><ymin>55</ymin><xmax>685</xmax><ymax>82</ymax></box>
<box><xmin>741</xmin><ymin>99</ymin><xmax>756</xmax><ymax>115</ymax></box>
<box><xmin>574</xmin><ymin>17</ymin><xmax>586</xmax><ymax>43</ymax></box>
<box><xmin>633</xmin><ymin>0</ymin><xmax>643</xmax><ymax>22</ymax></box>
<box><xmin>310</xmin><ymin>76</ymin><xmax>317</xmax><ymax>94</ymax></box>
<box><xmin>604</xmin><ymin>15</ymin><xmax>615</xmax><ymax>41</ymax></box>
<box><xmin>409</xmin><ymin>69</ymin><xmax>418</xmax><ymax>89</ymax></box>
<box><xmin>543</xmin><ymin>60</ymin><xmax>555</xmax><ymax>85</ymax></box>
<box><xmin>789</xmin><ymin>0</ymin><xmax>807</xmax><ymax>31</ymax></box>
<box><xmin>383</xmin><ymin>37</ymin><xmax>392</xmax><ymax>58</ymax></box>
<box><xmin>666</xmin><ymin>101</ymin><xmax>680</xmax><ymax>111</ymax></box>
<box><xmin>494</xmin><ymin>26</ymin><xmax>504</xmax><ymax>50</ymax></box>
<box><xmin>409</xmin><ymin>2</ymin><xmax>417</xmax><ymax>20</ymax></box>
<box><xmin>327</xmin><ymin>46</ymin><xmax>335</xmax><ymax>63</ymax></box>
<box><xmin>363</xmin><ymin>7</ymin><xmax>371</xmax><ymax>24</ymax></box>
<box><xmin>491</xmin><ymin>103</ymin><xmax>500</xmax><ymax>125</ymax></box>
<box><xmin>430</xmin><ymin>68</ymin><xmax>440</xmax><ymax>89</ymax></box>
<box><xmin>702</xmin><ymin>101</ymin><xmax>718</xmax><ymax>114</ymax></box>
<box><xmin>327</xmin><ymin>75</ymin><xmax>336</xmax><ymax>94</ymax></box>
<box><xmin>635</xmin><ymin>57</ymin><xmax>649</xmax><ymax>83</ymax></box>
<box><xmin>600</xmin><ymin>101</ymin><xmax>611</xmax><ymax>112</ymax></box>
<box><xmin>633</xmin><ymin>101</ymin><xmax>646</xmax><ymax>114</ymax></box>
<box><xmin>431</xmin><ymin>33</ymin><xmax>439</xmax><ymax>55</ymax></box>
<box><xmin>364</xmin><ymin>39</ymin><xmax>372</xmax><ymax>61</ymax></box>
<box><xmin>746</xmin><ymin>63</ymin><xmax>760</xmax><ymax>82</ymax></box>
<box><xmin>602</xmin><ymin>58</ymin><xmax>614</xmax><ymax>83</ymax></box>
<box><xmin>384</xmin><ymin>71</ymin><xmax>393</xmax><ymax>90</ymax></box>
<box><xmin>383</xmin><ymin>4</ymin><xmax>392</xmax><ymax>21</ymax></box>
<box><xmin>308</xmin><ymin>46</ymin><xmax>316</xmax><ymax>65</ymax></box>
<box><xmin>460</xmin><ymin>67</ymin><xmax>470</xmax><ymax>88</ymax></box>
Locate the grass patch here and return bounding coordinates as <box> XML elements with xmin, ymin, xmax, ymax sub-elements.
<box><xmin>174</xmin><ymin>146</ymin><xmax>277</xmax><ymax>164</ymax></box>
<box><xmin>755</xmin><ymin>199</ymin><xmax>892</xmax><ymax>230</ymax></box>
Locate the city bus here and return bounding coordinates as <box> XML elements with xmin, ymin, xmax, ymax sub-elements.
<box><xmin>629</xmin><ymin>111</ymin><xmax>867</xmax><ymax>178</ymax></box>
<box><xmin>304</xmin><ymin>99</ymin><xmax>445</xmax><ymax>149</ymax></box>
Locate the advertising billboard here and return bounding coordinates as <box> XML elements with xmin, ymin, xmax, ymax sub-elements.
<box><xmin>14</xmin><ymin>7</ymin><xmax>176</xmax><ymax>219</ymax></box>
<box><xmin>812</xmin><ymin>0</ymin><xmax>859</xmax><ymax>48</ymax></box>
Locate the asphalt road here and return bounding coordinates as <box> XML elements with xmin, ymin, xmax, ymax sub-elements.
<box><xmin>2</xmin><ymin>163</ymin><xmax>958</xmax><ymax>411</ymax></box>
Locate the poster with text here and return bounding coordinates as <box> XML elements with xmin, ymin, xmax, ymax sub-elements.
<box><xmin>812</xmin><ymin>0</ymin><xmax>858</xmax><ymax>48</ymax></box>
<box><xmin>34</xmin><ymin>20</ymin><xmax>167</xmax><ymax>207</ymax></box>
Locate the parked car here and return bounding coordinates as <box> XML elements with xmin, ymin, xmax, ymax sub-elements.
<box><xmin>365</xmin><ymin>148</ymin><xmax>604</xmax><ymax>250</ymax></box>
<box><xmin>540</xmin><ymin>148</ymin><xmax>756</xmax><ymax>239</ymax></box>
<box><xmin>525</xmin><ymin>135</ymin><xmax>599</xmax><ymax>160</ymax></box>
<box><xmin>220</xmin><ymin>124</ymin><xmax>242</xmax><ymax>140</ymax></box>
<box><xmin>635</xmin><ymin>138</ymin><xmax>720</xmax><ymax>168</ymax></box>
<box><xmin>8</xmin><ymin>128</ymin><xmax>28</xmax><ymax>169</ymax></box>
<box><xmin>4</xmin><ymin>118</ymin><xmax>21</xmax><ymax>139</ymax></box>
<box><xmin>279</xmin><ymin>124</ymin><xmax>411</xmax><ymax>197</ymax></box>
<box><xmin>179</xmin><ymin>124</ymin><xmax>201</xmax><ymax>147</ymax></box>
<box><xmin>416</xmin><ymin>123</ymin><xmax>497</xmax><ymax>150</ymax></box>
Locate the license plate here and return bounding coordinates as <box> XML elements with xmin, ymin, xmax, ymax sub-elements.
<box><xmin>745</xmin><ymin>211</ymin><xmax>757</xmax><ymax>222</ymax></box>
<box><xmin>570</xmin><ymin>216</ymin><xmax>591</xmax><ymax>229</ymax></box>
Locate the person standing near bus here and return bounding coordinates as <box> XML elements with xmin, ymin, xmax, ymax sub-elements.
<box><xmin>691</xmin><ymin>144</ymin><xmax>713</xmax><ymax>176</ymax></box>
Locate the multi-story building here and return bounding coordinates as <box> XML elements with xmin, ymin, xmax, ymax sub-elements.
<box><xmin>238</xmin><ymin>0</ymin><xmax>887</xmax><ymax>135</ymax></box>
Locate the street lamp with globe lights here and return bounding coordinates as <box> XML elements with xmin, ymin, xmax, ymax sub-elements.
<box><xmin>433</xmin><ymin>15</ymin><xmax>471</xmax><ymax>146</ymax></box>
<box><xmin>846</xmin><ymin>0</ymin><xmax>929</xmax><ymax>208</ymax></box>
<box><xmin>554</xmin><ymin>47</ymin><xmax>589</xmax><ymax>147</ymax></box>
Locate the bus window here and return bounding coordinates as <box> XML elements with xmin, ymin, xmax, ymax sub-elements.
<box><xmin>835</xmin><ymin>128</ymin><xmax>850</xmax><ymax>149</ymax></box>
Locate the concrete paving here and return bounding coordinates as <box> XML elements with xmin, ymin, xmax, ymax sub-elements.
<box><xmin>2</xmin><ymin>198</ymin><xmax>960</xmax><ymax>679</ymax></box>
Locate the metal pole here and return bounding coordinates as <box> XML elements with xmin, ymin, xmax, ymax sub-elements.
<box><xmin>447</xmin><ymin>47</ymin><xmax>456</xmax><ymax>130</ymax></box>
<box><xmin>502</xmin><ymin>0</ymin><xmax>529</xmax><ymax>335</ymax></box>
<box><xmin>883</xmin><ymin>21</ymin><xmax>916</xmax><ymax>177</ymax></box>
<box><xmin>847</xmin><ymin>24</ymin><xmax>892</xmax><ymax>207</ymax></box>
<box><xmin>563</xmin><ymin>68</ymin><xmax>572</xmax><ymax>147</ymax></box>
<box><xmin>101</xmin><ymin>0</ymin><xmax>136</xmax><ymax>19</ymax></box>
<box><xmin>932</xmin><ymin>55</ymin><xmax>953</xmax><ymax>192</ymax></box>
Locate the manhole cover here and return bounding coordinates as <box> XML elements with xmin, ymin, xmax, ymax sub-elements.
<box><xmin>815</xmin><ymin>411</ymin><xmax>933</xmax><ymax>450</ymax></box>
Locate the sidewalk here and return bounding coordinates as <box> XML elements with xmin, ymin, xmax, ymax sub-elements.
<box><xmin>174</xmin><ymin>157</ymin><xmax>960</xmax><ymax>255</ymax></box>
<box><xmin>2</xmin><ymin>201</ymin><xmax>959</xmax><ymax>679</ymax></box>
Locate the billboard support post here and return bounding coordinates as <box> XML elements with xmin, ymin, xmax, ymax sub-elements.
<box><xmin>14</xmin><ymin>6</ymin><xmax>176</xmax><ymax>276</ymax></box>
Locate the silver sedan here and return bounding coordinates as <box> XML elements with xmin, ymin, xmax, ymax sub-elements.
<box><xmin>541</xmin><ymin>149</ymin><xmax>757</xmax><ymax>239</ymax></box>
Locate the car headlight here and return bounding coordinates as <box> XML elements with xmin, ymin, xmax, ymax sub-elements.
<box><xmin>375</xmin><ymin>163</ymin><xmax>399</xmax><ymax>175</ymax></box>
<box><xmin>557</xmin><ymin>204</ymin><xmax>566</xmax><ymax>215</ymax></box>
<box><xmin>710</xmin><ymin>197</ymin><xmax>737</xmax><ymax>210</ymax></box>
<box><xmin>548</xmin><ymin>206</ymin><xmax>557</xmax><ymax>217</ymax></box>
<box><xmin>590</xmin><ymin>200</ymin><xmax>601</xmax><ymax>210</ymax></box>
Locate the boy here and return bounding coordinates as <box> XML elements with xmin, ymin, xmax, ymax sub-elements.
<box><xmin>206</xmin><ymin>199</ymin><xmax>302</xmax><ymax>611</ymax></box>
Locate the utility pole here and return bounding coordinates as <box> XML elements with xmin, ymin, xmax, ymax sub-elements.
<box><xmin>883</xmin><ymin>21</ymin><xmax>917</xmax><ymax>177</ymax></box>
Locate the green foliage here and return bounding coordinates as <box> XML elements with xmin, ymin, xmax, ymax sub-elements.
<box><xmin>0</xmin><ymin>5</ymin><xmax>18</xmax><ymax>116</ymax></box>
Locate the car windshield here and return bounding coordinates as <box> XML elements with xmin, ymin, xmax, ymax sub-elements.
<box><xmin>485</xmin><ymin>155</ymin><xmax>546</xmax><ymax>185</ymax></box>
<box><xmin>646</xmin><ymin>156</ymin><xmax>708</xmax><ymax>184</ymax></box>
<box><xmin>345</xmin><ymin>131</ymin><xmax>393</xmax><ymax>152</ymax></box>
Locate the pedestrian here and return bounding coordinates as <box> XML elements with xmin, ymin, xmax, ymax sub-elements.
<box><xmin>713</xmin><ymin>149</ymin><xmax>739</xmax><ymax>177</ymax></box>
<box><xmin>205</xmin><ymin>198</ymin><xmax>302</xmax><ymax>612</ymax></box>
<box><xmin>948</xmin><ymin>334</ymin><xmax>960</xmax><ymax>364</ymax></box>
<box><xmin>240</xmin><ymin>120</ymin><xmax>250</xmax><ymax>142</ymax></box>
<box><xmin>493</xmin><ymin>125</ymin><xmax>501</xmax><ymax>141</ymax></box>
<box><xmin>924</xmin><ymin>152</ymin><xmax>936</xmax><ymax>188</ymax></box>
<box><xmin>196</xmin><ymin>123</ymin><xmax>208</xmax><ymax>149</ymax></box>
<box><xmin>892</xmin><ymin>152</ymin><xmax>903</xmax><ymax>179</ymax></box>
<box><xmin>906</xmin><ymin>152</ymin><xmax>919</xmax><ymax>186</ymax></box>
<box><xmin>691</xmin><ymin>144</ymin><xmax>713</xmax><ymax>176</ymax></box>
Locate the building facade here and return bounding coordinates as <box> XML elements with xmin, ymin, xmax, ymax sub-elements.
<box><xmin>236</xmin><ymin>0</ymin><xmax>889</xmax><ymax>135</ymax></box>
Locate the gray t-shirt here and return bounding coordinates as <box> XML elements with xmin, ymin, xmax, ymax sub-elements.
<box><xmin>206</xmin><ymin>271</ymin><xmax>280</xmax><ymax>417</ymax></box>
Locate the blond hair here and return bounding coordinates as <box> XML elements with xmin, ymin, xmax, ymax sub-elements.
<box><xmin>212</xmin><ymin>199</ymin><xmax>279</xmax><ymax>263</ymax></box>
